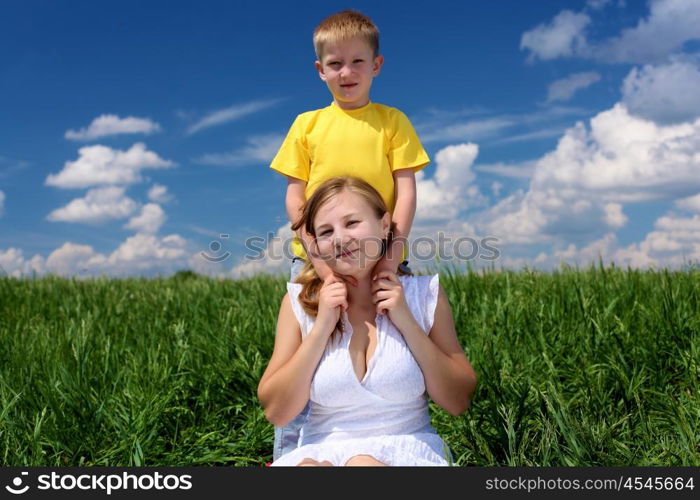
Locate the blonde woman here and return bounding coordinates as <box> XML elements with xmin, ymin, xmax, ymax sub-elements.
<box><xmin>258</xmin><ymin>177</ymin><xmax>477</xmax><ymax>466</ymax></box>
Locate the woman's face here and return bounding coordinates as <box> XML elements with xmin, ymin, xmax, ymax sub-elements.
<box><xmin>312</xmin><ymin>189</ymin><xmax>390</xmax><ymax>276</ymax></box>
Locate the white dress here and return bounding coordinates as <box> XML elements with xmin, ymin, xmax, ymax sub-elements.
<box><xmin>271</xmin><ymin>274</ymin><xmax>451</xmax><ymax>466</ymax></box>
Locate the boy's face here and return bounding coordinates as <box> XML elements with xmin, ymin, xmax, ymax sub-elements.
<box><xmin>315</xmin><ymin>37</ymin><xmax>383</xmax><ymax>110</ymax></box>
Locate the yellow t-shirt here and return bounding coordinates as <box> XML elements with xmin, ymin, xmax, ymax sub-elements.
<box><xmin>270</xmin><ymin>101</ymin><xmax>430</xmax><ymax>259</ymax></box>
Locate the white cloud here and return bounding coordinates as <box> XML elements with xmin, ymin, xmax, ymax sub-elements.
<box><xmin>532</xmin><ymin>104</ymin><xmax>700</xmax><ymax>202</ymax></box>
<box><xmin>520</xmin><ymin>10</ymin><xmax>590</xmax><ymax>61</ymax></box>
<box><xmin>107</xmin><ymin>233</ymin><xmax>187</xmax><ymax>272</ymax></box>
<box><xmin>417</xmin><ymin>107</ymin><xmax>587</xmax><ymax>146</ymax></box>
<box><xmin>45</xmin><ymin>143</ymin><xmax>175</xmax><ymax>189</ymax></box>
<box><xmin>546</xmin><ymin>71</ymin><xmax>601</xmax><ymax>102</ymax></box>
<box><xmin>47</xmin><ymin>186</ymin><xmax>138</xmax><ymax>224</ymax></box>
<box><xmin>187</xmin><ymin>251</ymin><xmax>230</xmax><ymax>278</ymax></box>
<box><xmin>622</xmin><ymin>60</ymin><xmax>700</xmax><ymax>123</ymax></box>
<box><xmin>604</xmin><ymin>202</ymin><xmax>628</xmax><ymax>229</ymax></box>
<box><xmin>482</xmin><ymin>223</ymin><xmax>700</xmax><ymax>271</ymax></box>
<box><xmin>407</xmin><ymin>219</ymin><xmax>484</xmax><ymax>272</ymax></box>
<box><xmin>195</xmin><ymin>134</ymin><xmax>284</xmax><ymax>166</ymax></box>
<box><xmin>44</xmin><ymin>234</ymin><xmax>190</xmax><ymax>277</ymax></box>
<box><xmin>2</xmin><ymin>227</ymin><xmax>195</xmax><ymax>277</ymax></box>
<box><xmin>420</xmin><ymin>117</ymin><xmax>515</xmax><ymax>144</ymax></box>
<box><xmin>491</xmin><ymin>181</ymin><xmax>503</xmax><ymax>197</ymax></box>
<box><xmin>586</xmin><ymin>0</ymin><xmax>611</xmax><ymax>10</ymax></box>
<box><xmin>522</xmin><ymin>0</ymin><xmax>700</xmax><ymax>64</ymax></box>
<box><xmin>676</xmin><ymin>193</ymin><xmax>700</xmax><ymax>212</ymax></box>
<box><xmin>495</xmin><ymin>232</ymin><xmax>622</xmax><ymax>270</ymax></box>
<box><xmin>592</xmin><ymin>0</ymin><xmax>700</xmax><ymax>64</ymax></box>
<box><xmin>0</xmin><ymin>190</ymin><xmax>4</xmax><ymax>217</ymax></box>
<box><xmin>46</xmin><ymin>242</ymin><xmax>106</xmax><ymax>277</ymax></box>
<box><xmin>415</xmin><ymin>143</ymin><xmax>487</xmax><ymax>222</ymax></box>
<box><xmin>476</xmin><ymin>103</ymin><xmax>700</xmax><ymax>246</ymax></box>
<box><xmin>655</xmin><ymin>213</ymin><xmax>700</xmax><ymax>233</ymax></box>
<box><xmin>230</xmin><ymin>223</ymin><xmax>293</xmax><ymax>278</ymax></box>
<box><xmin>613</xmin><ymin>213</ymin><xmax>700</xmax><ymax>268</ymax></box>
<box><xmin>0</xmin><ymin>156</ymin><xmax>29</xmax><ymax>179</ymax></box>
<box><xmin>147</xmin><ymin>184</ymin><xmax>172</xmax><ymax>203</ymax></box>
<box><xmin>124</xmin><ymin>203</ymin><xmax>165</xmax><ymax>234</ymax></box>
<box><xmin>187</xmin><ymin>99</ymin><xmax>282</xmax><ymax>135</ymax></box>
<box><xmin>475</xmin><ymin>160</ymin><xmax>536</xmax><ymax>179</ymax></box>
<box><xmin>185</xmin><ymin>224</ymin><xmax>225</xmax><ymax>239</ymax></box>
<box><xmin>612</xmin><ymin>245</ymin><xmax>659</xmax><ymax>268</ymax></box>
<box><xmin>0</xmin><ymin>247</ymin><xmax>45</xmax><ymax>277</ymax></box>
<box><xmin>491</xmin><ymin>127</ymin><xmax>571</xmax><ymax>146</ymax></box>
<box><xmin>477</xmin><ymin>189</ymin><xmax>610</xmax><ymax>245</ymax></box>
<box><xmin>65</xmin><ymin>114</ymin><xmax>161</xmax><ymax>141</ymax></box>
<box><xmin>553</xmin><ymin>232</ymin><xmax>618</xmax><ymax>264</ymax></box>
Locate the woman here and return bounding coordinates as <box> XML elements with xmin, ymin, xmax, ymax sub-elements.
<box><xmin>257</xmin><ymin>176</ymin><xmax>477</xmax><ymax>466</ymax></box>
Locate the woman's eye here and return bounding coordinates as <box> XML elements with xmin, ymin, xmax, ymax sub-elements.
<box><xmin>347</xmin><ymin>220</ymin><xmax>359</xmax><ymax>226</ymax></box>
<box><xmin>319</xmin><ymin>230</ymin><xmax>332</xmax><ymax>236</ymax></box>
<box><xmin>353</xmin><ymin>59</ymin><xmax>363</xmax><ymax>64</ymax></box>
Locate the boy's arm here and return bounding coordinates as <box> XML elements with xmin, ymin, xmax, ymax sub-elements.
<box><xmin>375</xmin><ymin>168</ymin><xmax>417</xmax><ymax>275</ymax></box>
<box><xmin>285</xmin><ymin>177</ymin><xmax>325</xmax><ymax>270</ymax></box>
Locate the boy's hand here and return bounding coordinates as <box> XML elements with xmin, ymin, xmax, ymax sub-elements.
<box><xmin>371</xmin><ymin>270</ymin><xmax>412</xmax><ymax>328</ymax></box>
<box><xmin>372</xmin><ymin>253</ymin><xmax>400</xmax><ymax>278</ymax></box>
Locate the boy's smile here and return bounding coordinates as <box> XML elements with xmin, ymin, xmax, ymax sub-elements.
<box><xmin>316</xmin><ymin>36</ymin><xmax>383</xmax><ymax>110</ymax></box>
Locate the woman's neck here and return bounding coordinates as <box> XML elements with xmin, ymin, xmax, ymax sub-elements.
<box><xmin>346</xmin><ymin>274</ymin><xmax>375</xmax><ymax>310</ymax></box>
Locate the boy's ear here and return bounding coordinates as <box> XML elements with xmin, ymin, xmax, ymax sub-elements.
<box><xmin>315</xmin><ymin>60</ymin><xmax>327</xmax><ymax>82</ymax></box>
<box><xmin>372</xmin><ymin>55</ymin><xmax>384</xmax><ymax>77</ymax></box>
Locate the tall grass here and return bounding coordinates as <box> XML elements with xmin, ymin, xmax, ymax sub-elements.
<box><xmin>0</xmin><ymin>266</ymin><xmax>698</xmax><ymax>466</ymax></box>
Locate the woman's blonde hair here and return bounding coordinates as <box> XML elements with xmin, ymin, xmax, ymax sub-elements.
<box><xmin>313</xmin><ymin>9</ymin><xmax>379</xmax><ymax>61</ymax></box>
<box><xmin>291</xmin><ymin>176</ymin><xmax>407</xmax><ymax>339</ymax></box>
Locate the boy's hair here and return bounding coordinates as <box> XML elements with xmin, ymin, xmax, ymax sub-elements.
<box><xmin>313</xmin><ymin>10</ymin><xmax>379</xmax><ymax>61</ymax></box>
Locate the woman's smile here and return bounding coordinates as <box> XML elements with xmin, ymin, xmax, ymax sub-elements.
<box><xmin>336</xmin><ymin>247</ymin><xmax>358</xmax><ymax>259</ymax></box>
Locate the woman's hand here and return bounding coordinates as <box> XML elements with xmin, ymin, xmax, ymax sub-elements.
<box><xmin>316</xmin><ymin>274</ymin><xmax>348</xmax><ymax>335</ymax></box>
<box><xmin>371</xmin><ymin>270</ymin><xmax>413</xmax><ymax>328</ymax></box>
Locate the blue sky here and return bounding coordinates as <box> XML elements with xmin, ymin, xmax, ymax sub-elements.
<box><xmin>2</xmin><ymin>0</ymin><xmax>700</xmax><ymax>277</ymax></box>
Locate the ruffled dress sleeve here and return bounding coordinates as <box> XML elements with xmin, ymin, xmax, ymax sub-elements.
<box><xmin>401</xmin><ymin>274</ymin><xmax>440</xmax><ymax>335</ymax></box>
<box><xmin>286</xmin><ymin>282</ymin><xmax>313</xmax><ymax>338</ymax></box>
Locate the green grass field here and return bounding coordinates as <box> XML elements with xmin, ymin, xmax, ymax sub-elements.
<box><xmin>0</xmin><ymin>266</ymin><xmax>698</xmax><ymax>466</ymax></box>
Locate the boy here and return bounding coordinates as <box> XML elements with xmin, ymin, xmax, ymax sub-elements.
<box><xmin>268</xmin><ymin>9</ymin><xmax>430</xmax><ymax>460</ymax></box>
<box><xmin>270</xmin><ymin>9</ymin><xmax>430</xmax><ymax>285</ymax></box>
